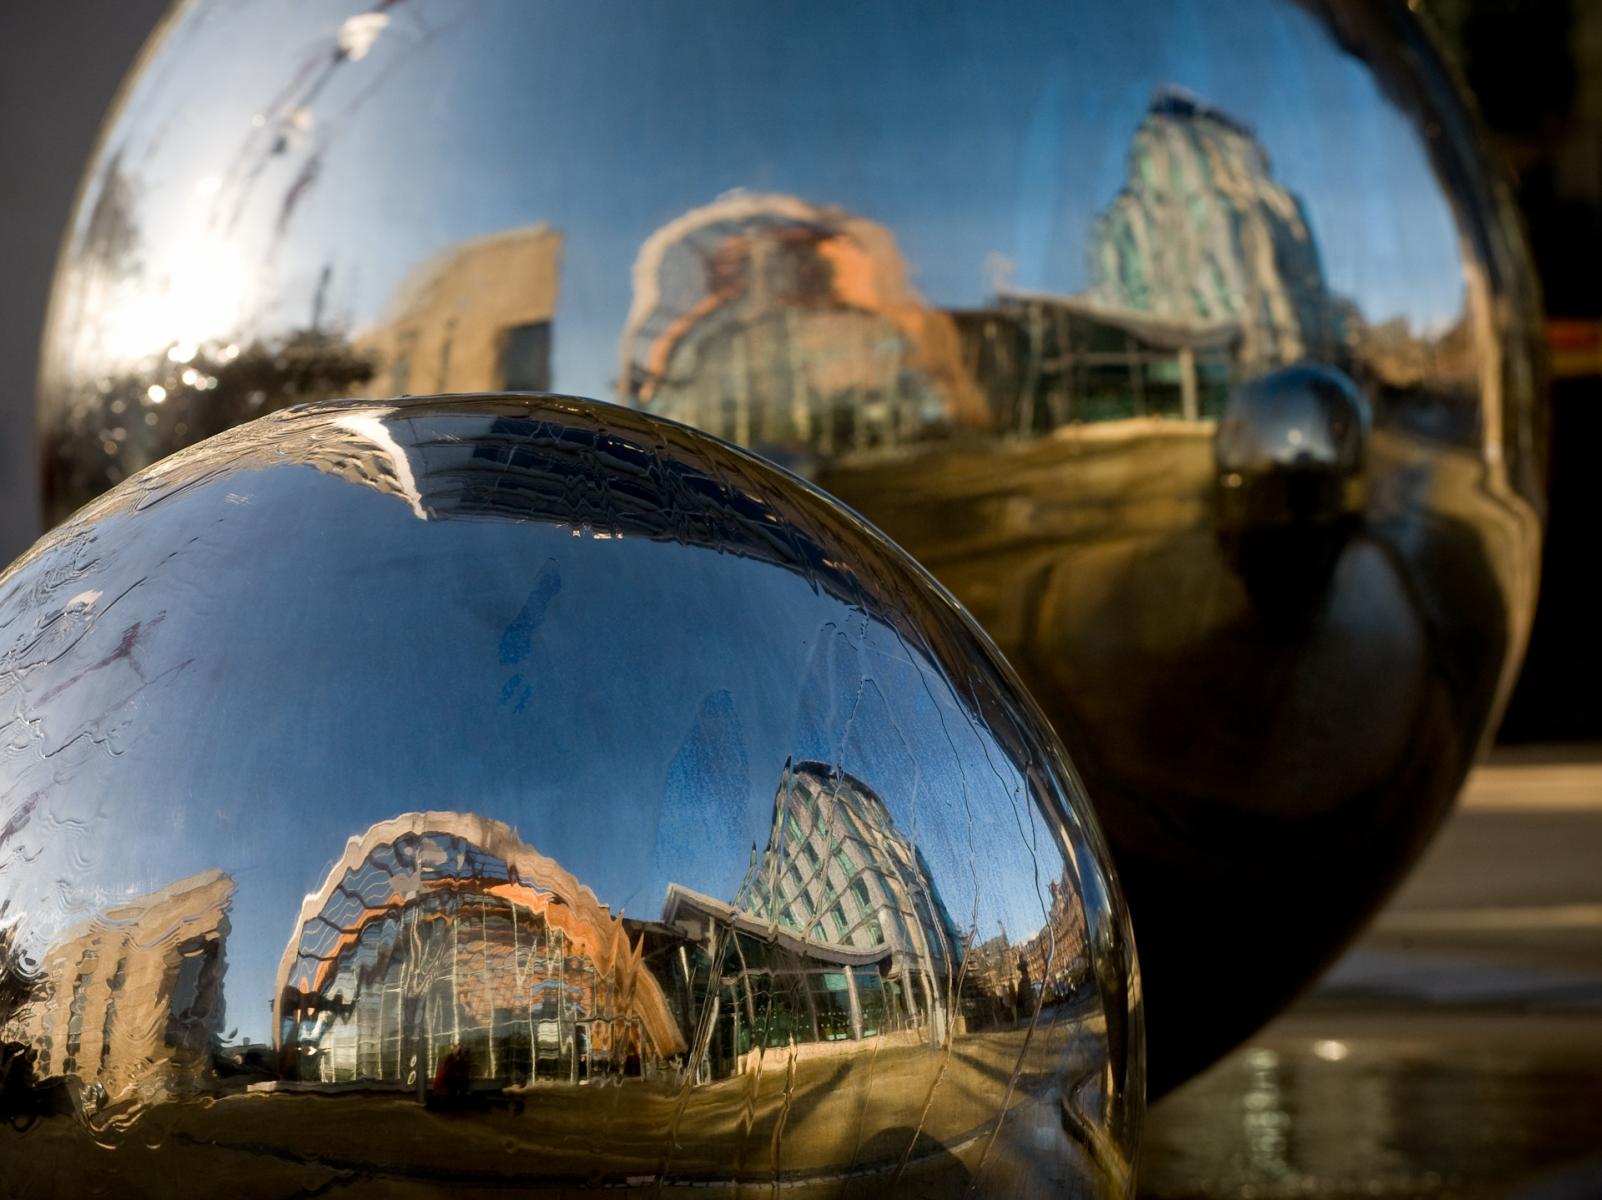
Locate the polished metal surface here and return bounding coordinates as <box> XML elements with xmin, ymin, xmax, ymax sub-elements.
<box><xmin>0</xmin><ymin>395</ymin><xmax>1139</xmax><ymax>1195</ymax></box>
<box><xmin>35</xmin><ymin>0</ymin><xmax>1545</xmax><ymax>1093</ymax></box>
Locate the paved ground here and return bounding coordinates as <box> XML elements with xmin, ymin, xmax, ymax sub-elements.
<box><xmin>1141</xmin><ymin>746</ymin><xmax>1602</xmax><ymax>1199</ymax></box>
<box><xmin>0</xmin><ymin>1016</ymin><xmax>1117</xmax><ymax>1197</ymax></box>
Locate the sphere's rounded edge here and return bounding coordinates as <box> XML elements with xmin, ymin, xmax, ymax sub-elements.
<box><xmin>3</xmin><ymin>392</ymin><xmax>1140</xmax><ymax>1194</ymax></box>
<box><xmin>32</xmin><ymin>0</ymin><xmax>195</xmax><ymax>465</ymax></box>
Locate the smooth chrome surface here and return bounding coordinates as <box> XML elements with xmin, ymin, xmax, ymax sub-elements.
<box><xmin>35</xmin><ymin>0</ymin><xmax>1544</xmax><ymax>1093</ymax></box>
<box><xmin>0</xmin><ymin>395</ymin><xmax>1139</xmax><ymax>1195</ymax></box>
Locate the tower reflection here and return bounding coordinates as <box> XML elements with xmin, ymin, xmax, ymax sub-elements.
<box><xmin>1088</xmin><ymin>86</ymin><xmax>1340</xmax><ymax>370</ymax></box>
<box><xmin>663</xmin><ymin>759</ymin><xmax>969</xmax><ymax>1080</ymax></box>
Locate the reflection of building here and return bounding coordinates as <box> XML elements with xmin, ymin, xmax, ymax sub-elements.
<box><xmin>1016</xmin><ymin>878</ymin><xmax>1088</xmax><ymax>1005</ymax></box>
<box><xmin>953</xmin><ymin>295</ymin><xmax>1242</xmax><ymax>432</ymax></box>
<box><xmin>360</xmin><ymin>224</ymin><xmax>562</xmax><ymax>397</ymax></box>
<box><xmin>275</xmin><ymin>812</ymin><xmax>684</xmax><ymax>1088</ymax></box>
<box><xmin>652</xmin><ymin>761</ymin><xmax>964</xmax><ymax>1079</ymax></box>
<box><xmin>963</xmin><ymin>933</ymin><xmax>1022</xmax><ymax>1019</ymax></box>
<box><xmin>740</xmin><ymin>760</ymin><xmax>962</xmax><ymax>1040</ymax></box>
<box><xmin>620</xmin><ymin>193</ymin><xmax>986</xmax><ymax>456</ymax></box>
<box><xmin>273</xmin><ymin>762</ymin><xmax>977</xmax><ymax>1092</ymax></box>
<box><xmin>9</xmin><ymin>870</ymin><xmax>232</xmax><ymax>1100</ymax></box>
<box><xmin>1088</xmin><ymin>87</ymin><xmax>1338</xmax><ymax>369</ymax></box>
<box><xmin>613</xmin><ymin>139</ymin><xmax>1343</xmax><ymax>465</ymax></box>
<box><xmin>955</xmin><ymin>872</ymin><xmax>1089</xmax><ymax>1028</ymax></box>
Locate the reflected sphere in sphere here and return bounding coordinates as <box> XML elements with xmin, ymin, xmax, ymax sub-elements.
<box><xmin>0</xmin><ymin>395</ymin><xmax>1139</xmax><ymax>1195</ymax></box>
<box><xmin>36</xmin><ymin>0</ymin><xmax>1545</xmax><ymax>1093</ymax></box>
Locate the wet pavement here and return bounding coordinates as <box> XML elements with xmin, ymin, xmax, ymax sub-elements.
<box><xmin>1141</xmin><ymin>747</ymin><xmax>1602</xmax><ymax>1198</ymax></box>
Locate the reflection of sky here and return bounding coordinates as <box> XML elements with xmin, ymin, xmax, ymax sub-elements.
<box><xmin>7</xmin><ymin>463</ymin><xmax>1067</xmax><ymax>1044</ymax></box>
<box><xmin>86</xmin><ymin>0</ymin><xmax>1466</xmax><ymax>388</ymax></box>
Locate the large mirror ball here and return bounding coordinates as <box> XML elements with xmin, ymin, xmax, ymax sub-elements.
<box><xmin>34</xmin><ymin>1</ymin><xmax>1545</xmax><ymax>1093</ymax></box>
<box><xmin>0</xmin><ymin>394</ymin><xmax>1140</xmax><ymax>1195</ymax></box>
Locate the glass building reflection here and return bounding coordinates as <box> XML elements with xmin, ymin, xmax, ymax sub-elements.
<box><xmin>0</xmin><ymin>757</ymin><xmax>1099</xmax><ymax>1110</ymax></box>
<box><xmin>277</xmin><ymin>813</ymin><xmax>683</xmax><ymax>1088</ymax></box>
<box><xmin>619</xmin><ymin>192</ymin><xmax>986</xmax><ymax>461</ymax></box>
<box><xmin>268</xmin><ymin>759</ymin><xmax>1068</xmax><ymax>1095</ymax></box>
<box><xmin>619</xmin><ymin>85</ymin><xmax>1493</xmax><ymax>464</ymax></box>
<box><xmin>1087</xmin><ymin>86</ymin><xmax>1338</xmax><ymax>368</ymax></box>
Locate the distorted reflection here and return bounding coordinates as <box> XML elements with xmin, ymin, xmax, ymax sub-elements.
<box><xmin>619</xmin><ymin>193</ymin><xmax>986</xmax><ymax>464</ymax></box>
<box><xmin>360</xmin><ymin>224</ymin><xmax>561</xmax><ymax>397</ymax></box>
<box><xmin>5</xmin><ymin>871</ymin><xmax>232</xmax><ymax>1110</ymax></box>
<box><xmin>278</xmin><ymin>813</ymin><xmax>683</xmax><ymax>1090</ymax></box>
<box><xmin>2</xmin><ymin>395</ymin><xmax>1135</xmax><ymax>1192</ymax></box>
<box><xmin>3</xmin><ymin>785</ymin><xmax>1114</xmax><ymax>1188</ymax></box>
<box><xmin>30</xmin><ymin>0</ymin><xmax>1540</xmax><ymax>1102</ymax></box>
<box><xmin>272</xmin><ymin>761</ymin><xmax>1090</xmax><ymax>1100</ymax></box>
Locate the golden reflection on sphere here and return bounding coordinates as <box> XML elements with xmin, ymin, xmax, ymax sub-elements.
<box><xmin>35</xmin><ymin>0</ymin><xmax>1544</xmax><ymax>1093</ymax></box>
<box><xmin>1</xmin><ymin>396</ymin><xmax>1139</xmax><ymax>1196</ymax></box>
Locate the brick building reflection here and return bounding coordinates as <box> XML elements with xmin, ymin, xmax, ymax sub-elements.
<box><xmin>7</xmin><ymin>869</ymin><xmax>233</xmax><ymax>1102</ymax></box>
<box><xmin>964</xmin><ymin>877</ymin><xmax>1090</xmax><ymax>1026</ymax></box>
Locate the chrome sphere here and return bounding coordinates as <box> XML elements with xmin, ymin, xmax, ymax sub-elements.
<box><xmin>35</xmin><ymin>0</ymin><xmax>1544</xmax><ymax>1092</ymax></box>
<box><xmin>0</xmin><ymin>395</ymin><xmax>1139</xmax><ymax>1195</ymax></box>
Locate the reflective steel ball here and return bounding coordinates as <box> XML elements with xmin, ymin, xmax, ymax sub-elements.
<box><xmin>35</xmin><ymin>0</ymin><xmax>1545</xmax><ymax>1092</ymax></box>
<box><xmin>0</xmin><ymin>395</ymin><xmax>1139</xmax><ymax>1195</ymax></box>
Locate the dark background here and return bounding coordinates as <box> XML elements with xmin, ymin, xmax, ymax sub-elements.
<box><xmin>1428</xmin><ymin>0</ymin><xmax>1602</xmax><ymax>742</ymax></box>
<box><xmin>1</xmin><ymin>0</ymin><xmax>1596</xmax><ymax>742</ymax></box>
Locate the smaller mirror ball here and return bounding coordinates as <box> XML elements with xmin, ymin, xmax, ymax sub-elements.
<box><xmin>0</xmin><ymin>394</ymin><xmax>1140</xmax><ymax>1197</ymax></box>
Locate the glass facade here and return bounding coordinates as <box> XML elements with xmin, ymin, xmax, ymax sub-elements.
<box><xmin>736</xmin><ymin>760</ymin><xmax>964</xmax><ymax>1044</ymax></box>
<box><xmin>278</xmin><ymin>824</ymin><xmax>684</xmax><ymax>1089</ymax></box>
<box><xmin>275</xmin><ymin>766</ymin><xmax>970</xmax><ymax>1092</ymax></box>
